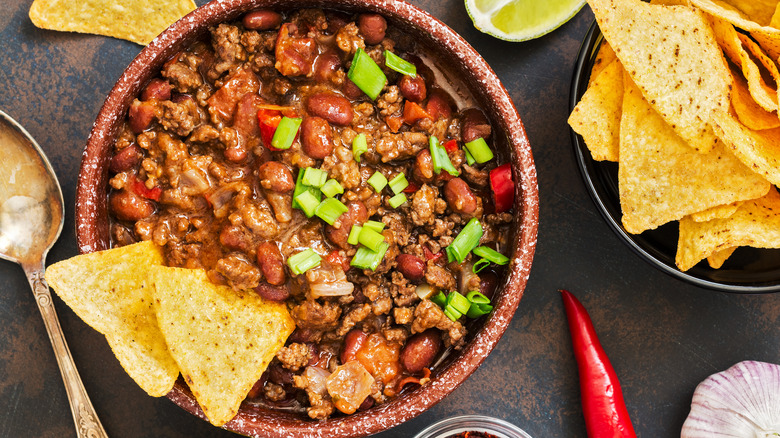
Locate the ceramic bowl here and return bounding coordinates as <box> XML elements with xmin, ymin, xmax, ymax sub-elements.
<box><xmin>76</xmin><ymin>0</ymin><xmax>539</xmax><ymax>436</ymax></box>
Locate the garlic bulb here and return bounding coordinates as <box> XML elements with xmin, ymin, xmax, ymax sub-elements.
<box><xmin>682</xmin><ymin>361</ymin><xmax>780</xmax><ymax>437</ymax></box>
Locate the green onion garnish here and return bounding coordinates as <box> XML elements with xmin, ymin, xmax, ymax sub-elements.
<box><xmin>321</xmin><ymin>179</ymin><xmax>344</xmax><ymax>198</ymax></box>
<box><xmin>292</xmin><ymin>168</ymin><xmax>321</xmax><ymax>210</ymax></box>
<box><xmin>303</xmin><ymin>167</ymin><xmax>328</xmax><ymax>188</ymax></box>
<box><xmin>315</xmin><ymin>198</ymin><xmax>348</xmax><ymax>225</ymax></box>
<box><xmin>445</xmin><ymin>246</ymin><xmax>455</xmax><ymax>263</ymax></box>
<box><xmin>447</xmin><ymin>218</ymin><xmax>483</xmax><ymax>263</ymax></box>
<box><xmin>464</xmin><ymin>147</ymin><xmax>476</xmax><ymax>166</ymax></box>
<box><xmin>466</xmin><ymin>291</ymin><xmax>491</xmax><ymax>305</ymax></box>
<box><xmin>443</xmin><ymin>306</ymin><xmax>461</xmax><ymax>322</ymax></box>
<box><xmin>446</xmin><ymin>291</ymin><xmax>471</xmax><ymax>314</ymax></box>
<box><xmin>347</xmin><ymin>224</ymin><xmax>363</xmax><ymax>245</ymax></box>
<box><xmin>294</xmin><ymin>190</ymin><xmax>320</xmax><ymax>218</ymax></box>
<box><xmin>358</xmin><ymin>227</ymin><xmax>385</xmax><ymax>252</ymax></box>
<box><xmin>466</xmin><ymin>303</ymin><xmax>493</xmax><ymax>318</ymax></box>
<box><xmin>350</xmin><ymin>241</ymin><xmax>389</xmax><ymax>271</ymax></box>
<box><xmin>383</xmin><ymin>50</ymin><xmax>417</xmax><ymax>77</ymax></box>
<box><xmin>368</xmin><ymin>171</ymin><xmax>388</xmax><ymax>192</ymax></box>
<box><xmin>352</xmin><ymin>133</ymin><xmax>368</xmax><ymax>162</ymax></box>
<box><xmin>388</xmin><ymin>173</ymin><xmax>409</xmax><ymax>195</ymax></box>
<box><xmin>388</xmin><ymin>193</ymin><xmax>407</xmax><ymax>208</ymax></box>
<box><xmin>271</xmin><ymin>116</ymin><xmax>302</xmax><ymax>150</ymax></box>
<box><xmin>464</xmin><ymin>138</ymin><xmax>494</xmax><ymax>164</ymax></box>
<box><xmin>347</xmin><ymin>48</ymin><xmax>387</xmax><ymax>100</ymax></box>
<box><xmin>431</xmin><ymin>291</ymin><xmax>447</xmax><ymax>307</ymax></box>
<box><xmin>363</xmin><ymin>220</ymin><xmax>385</xmax><ymax>233</ymax></box>
<box><xmin>287</xmin><ymin>249</ymin><xmax>321</xmax><ymax>275</ymax></box>
<box><xmin>473</xmin><ymin>258</ymin><xmax>491</xmax><ymax>273</ymax></box>
<box><xmin>473</xmin><ymin>246</ymin><xmax>509</xmax><ymax>265</ymax></box>
<box><xmin>429</xmin><ymin>136</ymin><xmax>459</xmax><ymax>176</ymax></box>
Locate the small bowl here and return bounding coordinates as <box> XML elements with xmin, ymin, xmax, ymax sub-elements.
<box><xmin>76</xmin><ymin>0</ymin><xmax>539</xmax><ymax>436</ymax></box>
<box><xmin>414</xmin><ymin>415</ymin><xmax>533</xmax><ymax>438</ymax></box>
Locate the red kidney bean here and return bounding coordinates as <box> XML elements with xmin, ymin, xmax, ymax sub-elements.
<box><xmin>306</xmin><ymin>93</ymin><xmax>353</xmax><ymax>126</ymax></box>
<box><xmin>358</xmin><ymin>14</ymin><xmax>387</xmax><ymax>45</ymax></box>
<box><xmin>219</xmin><ymin>225</ymin><xmax>249</xmax><ymax>251</ymax></box>
<box><xmin>268</xmin><ymin>362</ymin><xmax>294</xmax><ymax>385</ymax></box>
<box><xmin>398</xmin><ymin>75</ymin><xmax>427</xmax><ymax>103</ymax></box>
<box><xmin>413</xmin><ymin>149</ymin><xmax>434</xmax><ymax>183</ymax></box>
<box><xmin>128</xmin><ymin>100</ymin><xmax>156</xmax><ymax>133</ymax></box>
<box><xmin>141</xmin><ymin>78</ymin><xmax>171</xmax><ymax>102</ymax></box>
<box><xmin>109</xmin><ymin>144</ymin><xmax>142</xmax><ymax>173</ymax></box>
<box><xmin>479</xmin><ymin>271</ymin><xmax>499</xmax><ymax>300</ymax></box>
<box><xmin>444</xmin><ymin>178</ymin><xmax>477</xmax><ymax>214</ymax></box>
<box><xmin>300</xmin><ymin>116</ymin><xmax>335</xmax><ymax>159</ymax></box>
<box><xmin>400</xmin><ymin>329</ymin><xmax>441</xmax><ymax>373</ymax></box>
<box><xmin>426</xmin><ymin>88</ymin><xmax>454</xmax><ymax>120</ymax></box>
<box><xmin>396</xmin><ymin>254</ymin><xmax>426</xmax><ymax>283</ymax></box>
<box><xmin>314</xmin><ymin>50</ymin><xmax>343</xmax><ymax>84</ymax></box>
<box><xmin>325</xmin><ymin>10</ymin><xmax>351</xmax><ymax>34</ymax></box>
<box><xmin>352</xmin><ymin>285</ymin><xmax>368</xmax><ymax>304</ymax></box>
<box><xmin>288</xmin><ymin>328</ymin><xmax>321</xmax><ymax>344</ymax></box>
<box><xmin>224</xmin><ymin>145</ymin><xmax>248</xmax><ymax>163</ymax></box>
<box><xmin>255</xmin><ymin>282</ymin><xmax>291</xmax><ymax>301</ymax></box>
<box><xmin>257</xmin><ymin>241</ymin><xmax>287</xmax><ymax>286</ymax></box>
<box><xmin>342</xmin><ymin>78</ymin><xmax>365</xmax><ymax>100</ymax></box>
<box><xmin>258</xmin><ymin>161</ymin><xmax>295</xmax><ymax>192</ymax></box>
<box><xmin>461</xmin><ymin>108</ymin><xmax>492</xmax><ymax>143</ymax></box>
<box><xmin>358</xmin><ymin>397</ymin><xmax>374</xmax><ymax>411</ymax></box>
<box><xmin>109</xmin><ymin>190</ymin><xmax>155</xmax><ymax>221</ymax></box>
<box><xmin>243</xmin><ymin>9</ymin><xmax>282</xmax><ymax>30</ymax></box>
<box><xmin>325</xmin><ymin>201</ymin><xmax>368</xmax><ymax>249</ymax></box>
<box><xmin>341</xmin><ymin>329</ymin><xmax>368</xmax><ymax>364</ymax></box>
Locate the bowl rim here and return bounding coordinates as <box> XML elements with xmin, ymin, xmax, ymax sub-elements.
<box><xmin>75</xmin><ymin>0</ymin><xmax>540</xmax><ymax>436</ymax></box>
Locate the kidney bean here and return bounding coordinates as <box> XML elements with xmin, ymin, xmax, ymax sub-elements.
<box><xmin>358</xmin><ymin>14</ymin><xmax>387</xmax><ymax>45</ymax></box>
<box><xmin>288</xmin><ymin>328</ymin><xmax>321</xmax><ymax>344</ymax></box>
<box><xmin>306</xmin><ymin>92</ymin><xmax>353</xmax><ymax>126</ymax></box>
<box><xmin>109</xmin><ymin>144</ymin><xmax>142</xmax><ymax>173</ymax></box>
<box><xmin>243</xmin><ymin>9</ymin><xmax>282</xmax><ymax>30</ymax></box>
<box><xmin>444</xmin><ymin>178</ymin><xmax>477</xmax><ymax>214</ymax></box>
<box><xmin>461</xmin><ymin>108</ymin><xmax>492</xmax><ymax>143</ymax></box>
<box><xmin>128</xmin><ymin>100</ymin><xmax>156</xmax><ymax>133</ymax></box>
<box><xmin>300</xmin><ymin>116</ymin><xmax>335</xmax><ymax>159</ymax></box>
<box><xmin>426</xmin><ymin>88</ymin><xmax>453</xmax><ymax>120</ymax></box>
<box><xmin>257</xmin><ymin>241</ymin><xmax>287</xmax><ymax>286</ymax></box>
<box><xmin>314</xmin><ymin>50</ymin><xmax>343</xmax><ymax>84</ymax></box>
<box><xmin>341</xmin><ymin>329</ymin><xmax>368</xmax><ymax>364</ymax></box>
<box><xmin>224</xmin><ymin>144</ymin><xmax>248</xmax><ymax>163</ymax></box>
<box><xmin>325</xmin><ymin>201</ymin><xmax>368</xmax><ymax>249</ymax></box>
<box><xmin>479</xmin><ymin>271</ymin><xmax>499</xmax><ymax>300</ymax></box>
<box><xmin>141</xmin><ymin>78</ymin><xmax>171</xmax><ymax>102</ymax></box>
<box><xmin>258</xmin><ymin>161</ymin><xmax>295</xmax><ymax>192</ymax></box>
<box><xmin>358</xmin><ymin>397</ymin><xmax>374</xmax><ymax>411</ymax></box>
<box><xmin>255</xmin><ymin>282</ymin><xmax>291</xmax><ymax>301</ymax></box>
<box><xmin>400</xmin><ymin>329</ymin><xmax>441</xmax><ymax>373</ymax></box>
<box><xmin>268</xmin><ymin>362</ymin><xmax>294</xmax><ymax>385</ymax></box>
<box><xmin>219</xmin><ymin>225</ymin><xmax>250</xmax><ymax>251</ymax></box>
<box><xmin>398</xmin><ymin>75</ymin><xmax>427</xmax><ymax>103</ymax></box>
<box><xmin>413</xmin><ymin>149</ymin><xmax>434</xmax><ymax>183</ymax></box>
<box><xmin>109</xmin><ymin>190</ymin><xmax>155</xmax><ymax>222</ymax></box>
<box><xmin>325</xmin><ymin>10</ymin><xmax>351</xmax><ymax>34</ymax></box>
<box><xmin>396</xmin><ymin>254</ymin><xmax>426</xmax><ymax>283</ymax></box>
<box><xmin>342</xmin><ymin>78</ymin><xmax>365</xmax><ymax>100</ymax></box>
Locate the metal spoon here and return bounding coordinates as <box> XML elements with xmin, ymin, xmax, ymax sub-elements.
<box><xmin>0</xmin><ymin>110</ymin><xmax>108</xmax><ymax>438</ymax></box>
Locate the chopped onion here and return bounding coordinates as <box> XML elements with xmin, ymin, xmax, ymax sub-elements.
<box><xmin>301</xmin><ymin>366</ymin><xmax>331</xmax><ymax>397</ymax></box>
<box><xmin>327</xmin><ymin>361</ymin><xmax>375</xmax><ymax>414</ymax></box>
<box><xmin>178</xmin><ymin>169</ymin><xmax>210</xmax><ymax>195</ymax></box>
<box><xmin>415</xmin><ymin>283</ymin><xmax>435</xmax><ymax>300</ymax></box>
<box><xmin>310</xmin><ymin>280</ymin><xmax>354</xmax><ymax>297</ymax></box>
<box><xmin>307</xmin><ymin>262</ymin><xmax>354</xmax><ymax>298</ymax></box>
<box><xmin>682</xmin><ymin>361</ymin><xmax>780</xmax><ymax>437</ymax></box>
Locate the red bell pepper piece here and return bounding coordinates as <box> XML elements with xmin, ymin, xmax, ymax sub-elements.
<box><xmin>561</xmin><ymin>290</ymin><xmax>637</xmax><ymax>438</ymax></box>
<box><xmin>130</xmin><ymin>176</ymin><xmax>161</xmax><ymax>201</ymax></box>
<box><xmin>257</xmin><ymin>108</ymin><xmax>283</xmax><ymax>150</ymax></box>
<box><xmin>489</xmin><ymin>163</ymin><xmax>514</xmax><ymax>213</ymax></box>
<box><xmin>443</xmin><ymin>139</ymin><xmax>459</xmax><ymax>153</ymax></box>
<box><xmin>403</xmin><ymin>182</ymin><xmax>420</xmax><ymax>194</ymax></box>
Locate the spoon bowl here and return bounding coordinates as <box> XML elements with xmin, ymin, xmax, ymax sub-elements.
<box><xmin>0</xmin><ymin>110</ymin><xmax>108</xmax><ymax>438</ymax></box>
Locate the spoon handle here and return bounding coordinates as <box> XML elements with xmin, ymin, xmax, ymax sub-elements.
<box><xmin>23</xmin><ymin>261</ymin><xmax>109</xmax><ymax>438</ymax></box>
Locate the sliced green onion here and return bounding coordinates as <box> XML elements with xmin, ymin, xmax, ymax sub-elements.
<box><xmin>367</xmin><ymin>171</ymin><xmax>388</xmax><ymax>192</ymax></box>
<box><xmin>383</xmin><ymin>50</ymin><xmax>417</xmax><ymax>77</ymax></box>
<box><xmin>446</xmin><ymin>291</ymin><xmax>471</xmax><ymax>315</ymax></box>
<box><xmin>431</xmin><ymin>291</ymin><xmax>447</xmax><ymax>307</ymax></box>
<box><xmin>473</xmin><ymin>258</ymin><xmax>491</xmax><ymax>273</ymax></box>
<box><xmin>315</xmin><ymin>198</ymin><xmax>348</xmax><ymax>225</ymax></box>
<box><xmin>347</xmin><ymin>48</ymin><xmax>387</xmax><ymax>100</ymax></box>
<box><xmin>321</xmin><ymin>179</ymin><xmax>344</xmax><ymax>198</ymax></box>
<box><xmin>388</xmin><ymin>193</ymin><xmax>407</xmax><ymax>208</ymax></box>
<box><xmin>294</xmin><ymin>190</ymin><xmax>320</xmax><ymax>218</ymax></box>
<box><xmin>445</xmin><ymin>246</ymin><xmax>455</xmax><ymax>263</ymax></box>
<box><xmin>303</xmin><ymin>167</ymin><xmax>328</xmax><ymax>188</ymax></box>
<box><xmin>271</xmin><ymin>116</ymin><xmax>302</xmax><ymax>150</ymax></box>
<box><xmin>466</xmin><ymin>291</ymin><xmax>491</xmax><ymax>305</ymax></box>
<box><xmin>443</xmin><ymin>306</ymin><xmax>461</xmax><ymax>322</ymax></box>
<box><xmin>466</xmin><ymin>303</ymin><xmax>493</xmax><ymax>318</ymax></box>
<box><xmin>287</xmin><ymin>249</ymin><xmax>321</xmax><ymax>275</ymax></box>
<box><xmin>363</xmin><ymin>220</ymin><xmax>385</xmax><ymax>233</ymax></box>
<box><xmin>473</xmin><ymin>246</ymin><xmax>509</xmax><ymax>265</ymax></box>
<box><xmin>429</xmin><ymin>136</ymin><xmax>459</xmax><ymax>176</ymax></box>
<box><xmin>358</xmin><ymin>227</ymin><xmax>385</xmax><ymax>252</ymax></box>
<box><xmin>388</xmin><ymin>173</ymin><xmax>409</xmax><ymax>195</ymax></box>
<box><xmin>351</xmin><ymin>241</ymin><xmax>389</xmax><ymax>271</ymax></box>
<box><xmin>347</xmin><ymin>224</ymin><xmax>363</xmax><ymax>245</ymax></box>
<box><xmin>464</xmin><ymin>138</ymin><xmax>494</xmax><ymax>164</ymax></box>
<box><xmin>352</xmin><ymin>133</ymin><xmax>368</xmax><ymax>162</ymax></box>
<box><xmin>464</xmin><ymin>147</ymin><xmax>476</xmax><ymax>166</ymax></box>
<box><xmin>447</xmin><ymin>218</ymin><xmax>483</xmax><ymax>263</ymax></box>
<box><xmin>292</xmin><ymin>168</ymin><xmax>321</xmax><ymax>210</ymax></box>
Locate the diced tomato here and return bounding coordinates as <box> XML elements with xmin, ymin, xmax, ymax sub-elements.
<box><xmin>403</xmin><ymin>101</ymin><xmax>432</xmax><ymax>125</ymax></box>
<box><xmin>490</xmin><ymin>163</ymin><xmax>514</xmax><ymax>213</ymax></box>
<box><xmin>130</xmin><ymin>176</ymin><xmax>162</xmax><ymax>201</ymax></box>
<box><xmin>423</xmin><ymin>245</ymin><xmax>443</xmax><ymax>262</ymax></box>
<box><xmin>327</xmin><ymin>250</ymin><xmax>351</xmax><ymax>273</ymax></box>
<box><xmin>443</xmin><ymin>139</ymin><xmax>459</xmax><ymax>153</ymax></box>
<box><xmin>386</xmin><ymin>114</ymin><xmax>404</xmax><ymax>133</ymax></box>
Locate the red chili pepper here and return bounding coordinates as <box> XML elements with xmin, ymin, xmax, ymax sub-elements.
<box><xmin>489</xmin><ymin>163</ymin><xmax>514</xmax><ymax>213</ymax></box>
<box><xmin>443</xmin><ymin>139</ymin><xmax>459</xmax><ymax>153</ymax></box>
<box><xmin>560</xmin><ymin>290</ymin><xmax>637</xmax><ymax>438</ymax></box>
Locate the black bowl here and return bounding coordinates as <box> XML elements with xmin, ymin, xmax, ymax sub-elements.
<box><xmin>569</xmin><ymin>21</ymin><xmax>780</xmax><ymax>293</ymax></box>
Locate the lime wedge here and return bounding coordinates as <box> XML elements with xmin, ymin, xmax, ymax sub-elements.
<box><xmin>465</xmin><ymin>0</ymin><xmax>586</xmax><ymax>42</ymax></box>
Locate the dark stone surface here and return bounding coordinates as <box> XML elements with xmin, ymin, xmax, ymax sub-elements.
<box><xmin>1</xmin><ymin>1</ymin><xmax>779</xmax><ymax>437</ymax></box>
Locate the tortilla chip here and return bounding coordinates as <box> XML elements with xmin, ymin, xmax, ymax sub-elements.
<box><xmin>676</xmin><ymin>187</ymin><xmax>780</xmax><ymax>270</ymax></box>
<box><xmin>151</xmin><ymin>266</ymin><xmax>295</xmax><ymax>426</ymax></box>
<box><xmin>618</xmin><ymin>75</ymin><xmax>770</xmax><ymax>234</ymax></box>
<box><xmin>771</xmin><ymin>3</ymin><xmax>780</xmax><ymax>28</ymax></box>
<box><xmin>689</xmin><ymin>201</ymin><xmax>743</xmax><ymax>222</ymax></box>
<box><xmin>707</xmin><ymin>246</ymin><xmax>737</xmax><ymax>268</ymax></box>
<box><xmin>712</xmin><ymin>110</ymin><xmax>780</xmax><ymax>186</ymax></box>
<box><xmin>29</xmin><ymin>0</ymin><xmax>197</xmax><ymax>45</ymax></box>
<box><xmin>589</xmin><ymin>0</ymin><xmax>732</xmax><ymax>153</ymax></box>
<box><xmin>588</xmin><ymin>41</ymin><xmax>617</xmax><ymax>88</ymax></box>
<box><xmin>720</xmin><ymin>0</ymin><xmax>779</xmax><ymax>26</ymax></box>
<box><xmin>691</xmin><ymin>0</ymin><xmax>780</xmax><ymax>58</ymax></box>
<box><xmin>45</xmin><ymin>241</ymin><xmax>179</xmax><ymax>397</ymax></box>
<box><xmin>651</xmin><ymin>0</ymin><xmax>691</xmax><ymax>5</ymax></box>
<box><xmin>569</xmin><ymin>59</ymin><xmax>624</xmax><ymax>162</ymax></box>
<box><xmin>730</xmin><ymin>64</ymin><xmax>780</xmax><ymax>130</ymax></box>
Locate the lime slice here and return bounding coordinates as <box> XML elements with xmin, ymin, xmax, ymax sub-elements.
<box><xmin>465</xmin><ymin>0</ymin><xmax>586</xmax><ymax>42</ymax></box>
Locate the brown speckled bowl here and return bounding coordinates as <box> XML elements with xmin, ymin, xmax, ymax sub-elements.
<box><xmin>76</xmin><ymin>0</ymin><xmax>539</xmax><ymax>436</ymax></box>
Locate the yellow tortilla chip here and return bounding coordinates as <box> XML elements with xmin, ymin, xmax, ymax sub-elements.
<box><xmin>589</xmin><ymin>0</ymin><xmax>731</xmax><ymax>153</ymax></box>
<box><xmin>151</xmin><ymin>266</ymin><xmax>295</xmax><ymax>427</ymax></box>
<box><xmin>689</xmin><ymin>201</ymin><xmax>743</xmax><ymax>222</ymax></box>
<box><xmin>707</xmin><ymin>246</ymin><xmax>737</xmax><ymax>268</ymax></box>
<box><xmin>730</xmin><ymin>64</ymin><xmax>780</xmax><ymax>130</ymax></box>
<box><xmin>45</xmin><ymin>241</ymin><xmax>179</xmax><ymax>397</ymax></box>
<box><xmin>712</xmin><ymin>109</ymin><xmax>780</xmax><ymax>186</ymax></box>
<box><xmin>720</xmin><ymin>0</ymin><xmax>779</xmax><ymax>26</ymax></box>
<box><xmin>588</xmin><ymin>41</ymin><xmax>617</xmax><ymax>88</ymax></box>
<box><xmin>771</xmin><ymin>3</ymin><xmax>780</xmax><ymax>28</ymax></box>
<box><xmin>29</xmin><ymin>0</ymin><xmax>197</xmax><ymax>45</ymax></box>
<box><xmin>692</xmin><ymin>0</ymin><xmax>780</xmax><ymax>59</ymax></box>
<box><xmin>618</xmin><ymin>75</ymin><xmax>770</xmax><ymax>234</ymax></box>
<box><xmin>677</xmin><ymin>187</ymin><xmax>780</xmax><ymax>270</ymax></box>
<box><xmin>569</xmin><ymin>59</ymin><xmax>624</xmax><ymax>162</ymax></box>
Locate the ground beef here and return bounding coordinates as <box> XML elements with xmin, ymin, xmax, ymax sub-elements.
<box><xmin>335</xmin><ymin>22</ymin><xmax>364</xmax><ymax>54</ymax></box>
<box><xmin>336</xmin><ymin>303</ymin><xmax>372</xmax><ymax>337</ymax></box>
<box><xmin>159</xmin><ymin>100</ymin><xmax>201</xmax><ymax>137</ymax></box>
<box><xmin>215</xmin><ymin>253</ymin><xmax>261</xmax><ymax>289</ymax></box>
<box><xmin>424</xmin><ymin>263</ymin><xmax>456</xmax><ymax>290</ymax></box>
<box><xmin>290</xmin><ymin>299</ymin><xmax>342</xmax><ymax>331</ymax></box>
<box><xmin>411</xmin><ymin>300</ymin><xmax>466</xmax><ymax>348</ymax></box>
<box><xmin>411</xmin><ymin>184</ymin><xmax>437</xmax><ymax>226</ymax></box>
<box><xmin>162</xmin><ymin>56</ymin><xmax>203</xmax><ymax>93</ymax></box>
<box><xmin>276</xmin><ymin>343</ymin><xmax>313</xmax><ymax>371</ymax></box>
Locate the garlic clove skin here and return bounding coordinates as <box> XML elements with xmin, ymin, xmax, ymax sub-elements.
<box><xmin>682</xmin><ymin>361</ymin><xmax>780</xmax><ymax>438</ymax></box>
